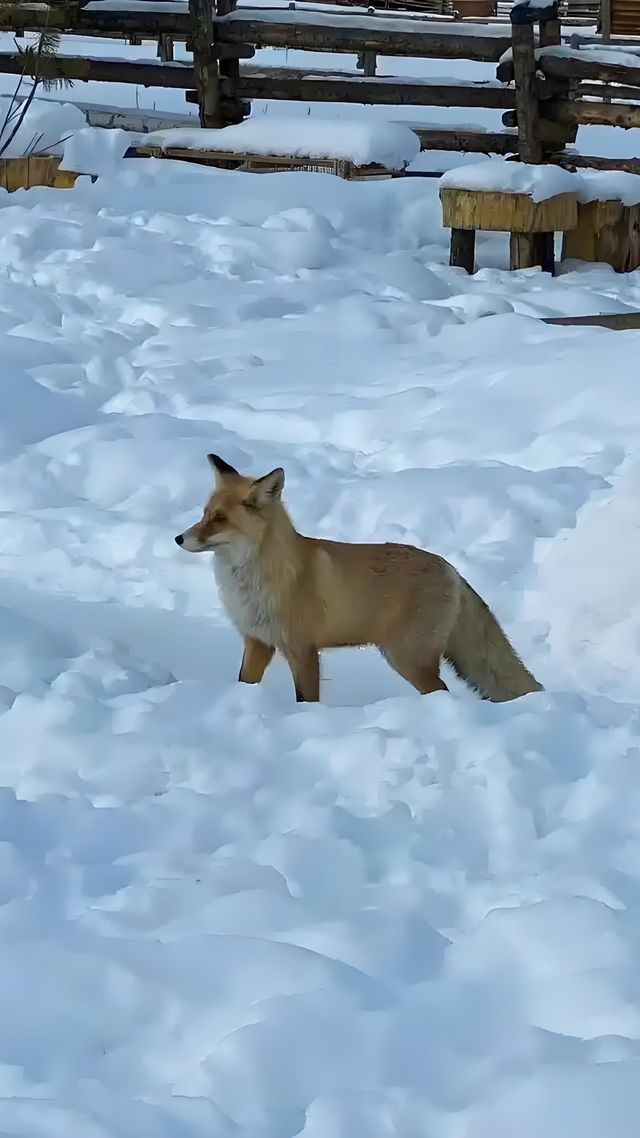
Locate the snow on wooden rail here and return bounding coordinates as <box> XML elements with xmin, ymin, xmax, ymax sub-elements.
<box><xmin>136</xmin><ymin>118</ymin><xmax>422</xmax><ymax>170</ymax></box>
<box><xmin>215</xmin><ymin>10</ymin><xmax>513</xmax><ymax>61</ymax></box>
<box><xmin>0</xmin><ymin>51</ymin><xmax>195</xmax><ymax>88</ymax></box>
<box><xmin>0</xmin><ymin>1</ymin><xmax>192</xmax><ymax>34</ymax></box>
<box><xmin>232</xmin><ymin>68</ymin><xmax>517</xmax><ymax>108</ymax></box>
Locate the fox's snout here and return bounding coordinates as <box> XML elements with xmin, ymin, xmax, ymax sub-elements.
<box><xmin>175</xmin><ymin>534</ymin><xmax>184</xmax><ymax>546</ymax></box>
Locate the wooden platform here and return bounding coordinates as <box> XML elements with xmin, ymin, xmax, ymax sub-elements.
<box><xmin>130</xmin><ymin>144</ymin><xmax>403</xmax><ymax>179</ymax></box>
<box><xmin>440</xmin><ymin>185</ymin><xmax>579</xmax><ymax>273</ymax></box>
<box><xmin>0</xmin><ymin>156</ymin><xmax>82</xmax><ymax>192</ymax></box>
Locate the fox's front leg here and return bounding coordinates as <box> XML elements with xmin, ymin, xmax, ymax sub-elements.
<box><xmin>284</xmin><ymin>644</ymin><xmax>320</xmax><ymax>703</ymax></box>
<box><xmin>238</xmin><ymin>637</ymin><xmax>275</xmax><ymax>685</ymax></box>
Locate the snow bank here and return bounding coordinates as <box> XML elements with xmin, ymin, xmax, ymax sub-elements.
<box><xmin>440</xmin><ymin>156</ymin><xmax>576</xmax><ymax>200</ymax></box>
<box><xmin>0</xmin><ymin>96</ymin><xmax>86</xmax><ymax>158</ymax></box>
<box><xmin>0</xmin><ymin>161</ymin><xmax>639</xmax><ymax>1138</ymax></box>
<box><xmin>60</xmin><ymin>125</ymin><xmax>132</xmax><ymax>175</ymax></box>
<box><xmin>142</xmin><ymin>118</ymin><xmax>421</xmax><ymax>170</ymax></box>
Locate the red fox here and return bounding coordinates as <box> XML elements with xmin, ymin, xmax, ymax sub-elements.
<box><xmin>176</xmin><ymin>455</ymin><xmax>543</xmax><ymax>704</ymax></box>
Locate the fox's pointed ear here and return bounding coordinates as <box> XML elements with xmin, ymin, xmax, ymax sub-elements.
<box><xmin>246</xmin><ymin>467</ymin><xmax>285</xmax><ymax>507</ymax></box>
<box><xmin>208</xmin><ymin>454</ymin><xmax>239</xmax><ymax>482</ymax></box>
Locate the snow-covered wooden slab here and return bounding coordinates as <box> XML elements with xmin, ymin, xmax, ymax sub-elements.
<box><xmin>440</xmin><ymin>158</ymin><xmax>577</xmax><ymax>203</ymax></box>
<box><xmin>440</xmin><ymin>160</ymin><xmax>640</xmax><ymax>208</ymax></box>
<box><xmin>139</xmin><ymin>118</ymin><xmax>421</xmax><ymax>171</ymax></box>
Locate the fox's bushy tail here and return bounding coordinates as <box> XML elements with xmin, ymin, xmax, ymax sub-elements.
<box><xmin>444</xmin><ymin>578</ymin><xmax>543</xmax><ymax>702</ymax></box>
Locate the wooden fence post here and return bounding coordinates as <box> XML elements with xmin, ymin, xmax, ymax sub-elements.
<box><xmin>601</xmin><ymin>0</ymin><xmax>612</xmax><ymax>40</ymax></box>
<box><xmin>509</xmin><ymin>2</ymin><xmax>559</xmax><ymax>272</ymax></box>
<box><xmin>189</xmin><ymin>0</ymin><xmax>221</xmax><ymax>127</ymax></box>
<box><xmin>510</xmin><ymin>2</ymin><xmax>547</xmax><ymax>163</ymax></box>
<box><xmin>216</xmin><ymin>0</ymin><xmax>247</xmax><ymax>125</ymax></box>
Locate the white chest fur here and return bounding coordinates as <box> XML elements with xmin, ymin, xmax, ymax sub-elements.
<box><xmin>213</xmin><ymin>546</ymin><xmax>279</xmax><ymax>645</ymax></box>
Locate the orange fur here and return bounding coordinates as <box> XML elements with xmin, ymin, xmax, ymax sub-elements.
<box><xmin>176</xmin><ymin>455</ymin><xmax>543</xmax><ymax>703</ymax></box>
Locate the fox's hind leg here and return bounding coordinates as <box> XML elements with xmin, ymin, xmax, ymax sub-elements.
<box><xmin>380</xmin><ymin>642</ymin><xmax>448</xmax><ymax>695</ymax></box>
<box><xmin>239</xmin><ymin>637</ymin><xmax>275</xmax><ymax>685</ymax></box>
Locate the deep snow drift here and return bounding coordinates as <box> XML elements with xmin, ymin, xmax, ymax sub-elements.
<box><xmin>0</xmin><ymin>162</ymin><xmax>639</xmax><ymax>1138</ymax></box>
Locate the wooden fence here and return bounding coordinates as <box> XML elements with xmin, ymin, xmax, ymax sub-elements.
<box><xmin>1</xmin><ymin>0</ymin><xmax>639</xmax><ymax>172</ymax></box>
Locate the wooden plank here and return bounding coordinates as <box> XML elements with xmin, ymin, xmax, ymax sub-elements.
<box><xmin>511</xmin><ymin>21</ymin><xmax>543</xmax><ymax>162</ymax></box>
<box><xmin>412</xmin><ymin>126</ymin><xmax>518</xmax><ymax>151</ymax></box>
<box><xmin>0</xmin><ymin>156</ymin><xmax>85</xmax><ymax>191</ymax></box>
<box><xmin>233</xmin><ymin>68</ymin><xmax>516</xmax><ymax>106</ymax></box>
<box><xmin>131</xmin><ymin>145</ymin><xmax>401</xmax><ymax>176</ymax></box>
<box><xmin>541</xmin><ymin>312</ymin><xmax>640</xmax><ymax>327</ymax></box>
<box><xmin>579</xmin><ymin>80</ymin><xmax>640</xmax><ymax>99</ymax></box>
<box><xmin>216</xmin><ymin>13</ymin><xmax>512</xmax><ymax>61</ymax></box>
<box><xmin>545</xmin><ymin>96</ymin><xmax>640</xmax><ymax>125</ymax></box>
<box><xmin>538</xmin><ymin>50</ymin><xmax>640</xmax><ymax>87</ymax></box>
<box><xmin>550</xmin><ymin>149</ymin><xmax>640</xmax><ymax>172</ymax></box>
<box><xmin>611</xmin><ymin>0</ymin><xmax>640</xmax><ymax>35</ymax></box>
<box><xmin>0</xmin><ymin>4</ymin><xmax>191</xmax><ymax>35</ymax></box>
<box><xmin>0</xmin><ymin>51</ymin><xmax>194</xmax><ymax>87</ymax></box>
<box><xmin>440</xmin><ymin>186</ymin><xmax>578</xmax><ymax>231</ymax></box>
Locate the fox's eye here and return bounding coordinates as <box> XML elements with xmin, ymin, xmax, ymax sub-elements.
<box><xmin>243</xmin><ymin>499</ymin><xmax>258</xmax><ymax>512</ymax></box>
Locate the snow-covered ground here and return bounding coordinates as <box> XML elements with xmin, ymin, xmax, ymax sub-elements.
<box><xmin>0</xmin><ymin>159</ymin><xmax>639</xmax><ymax>1137</ymax></box>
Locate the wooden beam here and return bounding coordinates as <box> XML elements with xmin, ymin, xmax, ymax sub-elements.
<box><xmin>538</xmin><ymin>50</ymin><xmax>640</xmax><ymax>87</ymax></box>
<box><xmin>0</xmin><ymin>51</ymin><xmax>194</xmax><ymax>87</ymax></box>
<box><xmin>216</xmin><ymin>13</ymin><xmax>512</xmax><ymax>61</ymax></box>
<box><xmin>233</xmin><ymin>68</ymin><xmax>516</xmax><ymax>107</ymax></box>
<box><xmin>579</xmin><ymin>81</ymin><xmax>640</xmax><ymax>100</ymax></box>
<box><xmin>549</xmin><ymin>149</ymin><xmax>640</xmax><ymax>172</ymax></box>
<box><xmin>545</xmin><ymin>97</ymin><xmax>640</xmax><ymax>126</ymax></box>
<box><xmin>541</xmin><ymin>312</ymin><xmax>640</xmax><ymax>328</ymax></box>
<box><xmin>0</xmin><ymin>4</ymin><xmax>191</xmax><ymax>35</ymax></box>
<box><xmin>412</xmin><ymin>126</ymin><xmax>518</xmax><ymax>152</ymax></box>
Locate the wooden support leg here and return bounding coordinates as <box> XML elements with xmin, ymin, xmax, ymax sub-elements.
<box><xmin>510</xmin><ymin>231</ymin><xmax>555</xmax><ymax>274</ymax></box>
<box><xmin>450</xmin><ymin>228</ymin><xmax>475</xmax><ymax>273</ymax></box>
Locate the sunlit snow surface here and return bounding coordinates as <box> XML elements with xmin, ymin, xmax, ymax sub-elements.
<box><xmin>0</xmin><ymin>162</ymin><xmax>639</xmax><ymax>1138</ymax></box>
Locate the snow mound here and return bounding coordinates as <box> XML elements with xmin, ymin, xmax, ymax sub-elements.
<box><xmin>142</xmin><ymin>118</ymin><xmax>422</xmax><ymax>170</ymax></box>
<box><xmin>440</xmin><ymin>157</ymin><xmax>577</xmax><ymax>201</ymax></box>
<box><xmin>0</xmin><ymin>161</ymin><xmax>639</xmax><ymax>1137</ymax></box>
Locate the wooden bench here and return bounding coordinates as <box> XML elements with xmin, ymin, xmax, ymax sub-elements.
<box><xmin>129</xmin><ymin>144</ymin><xmax>403</xmax><ymax>180</ymax></box>
<box><xmin>440</xmin><ymin>185</ymin><xmax>579</xmax><ymax>274</ymax></box>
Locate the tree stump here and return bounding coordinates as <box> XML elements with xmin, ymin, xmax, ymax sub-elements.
<box><xmin>562</xmin><ymin>199</ymin><xmax>640</xmax><ymax>272</ymax></box>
